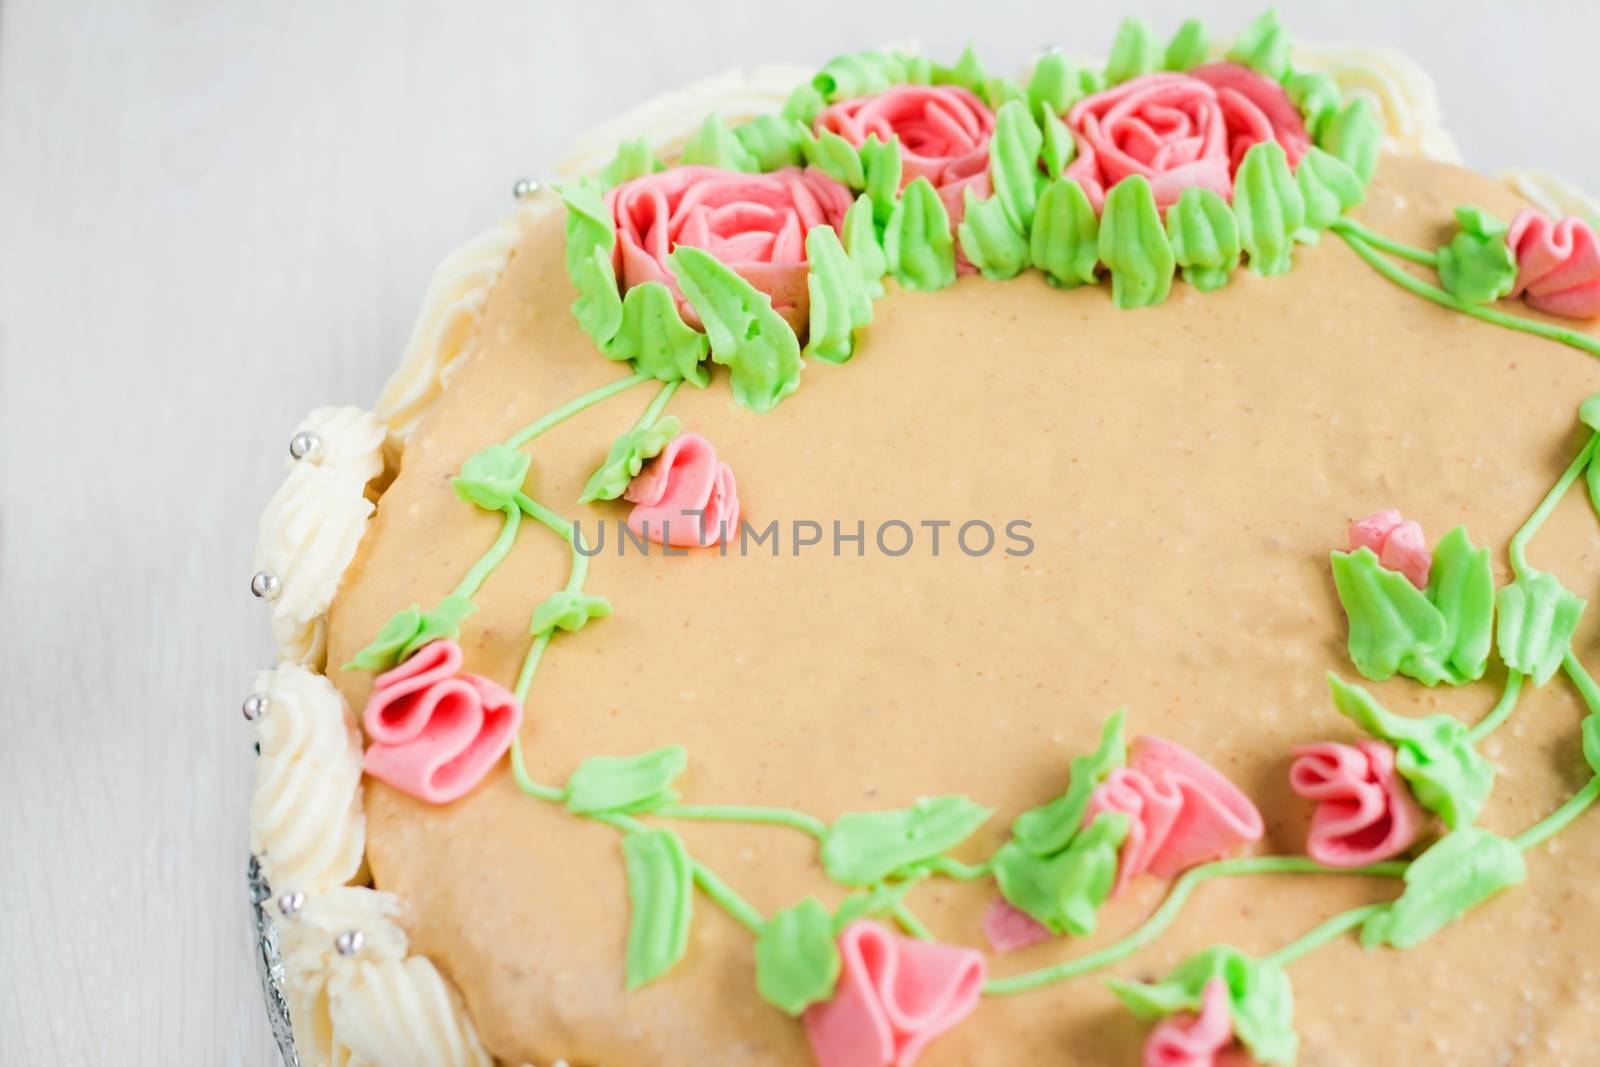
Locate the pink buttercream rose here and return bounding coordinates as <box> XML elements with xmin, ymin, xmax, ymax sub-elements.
<box><xmin>362</xmin><ymin>639</ymin><xmax>522</xmax><ymax>804</ymax></box>
<box><xmin>607</xmin><ymin>165</ymin><xmax>853</xmax><ymax>333</ymax></box>
<box><xmin>1085</xmin><ymin>735</ymin><xmax>1265</xmax><ymax>894</ymax></box>
<box><xmin>1348</xmin><ymin>508</ymin><xmax>1430</xmax><ymax>589</ymax></box>
<box><xmin>1506</xmin><ymin>209</ymin><xmax>1600</xmax><ymax>319</ymax></box>
<box><xmin>624</xmin><ymin>431</ymin><xmax>739</xmax><ymax>548</ymax></box>
<box><xmin>1290</xmin><ymin>740</ymin><xmax>1423</xmax><ymax>867</ymax></box>
<box><xmin>1064</xmin><ymin>63</ymin><xmax>1310</xmax><ymax>212</ymax></box>
<box><xmin>1143</xmin><ymin>978</ymin><xmax>1253</xmax><ymax>1067</ymax></box>
<box><xmin>816</xmin><ymin>84</ymin><xmax>995</xmax><ymax>244</ymax></box>
<box><xmin>804</xmin><ymin>920</ymin><xmax>986</xmax><ymax>1067</ymax></box>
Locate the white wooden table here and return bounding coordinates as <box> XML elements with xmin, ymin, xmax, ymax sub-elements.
<box><xmin>2</xmin><ymin>1</ymin><xmax>1595</xmax><ymax>1062</ymax></box>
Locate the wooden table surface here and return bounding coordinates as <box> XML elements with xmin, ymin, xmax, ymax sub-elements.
<box><xmin>2</xmin><ymin>1</ymin><xmax>1595</xmax><ymax>1062</ymax></box>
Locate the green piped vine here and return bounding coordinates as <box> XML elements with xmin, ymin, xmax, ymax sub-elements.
<box><xmin>340</xmin><ymin>8</ymin><xmax>1600</xmax><ymax>1061</ymax></box>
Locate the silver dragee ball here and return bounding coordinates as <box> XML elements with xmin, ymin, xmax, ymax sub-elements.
<box><xmin>276</xmin><ymin>891</ymin><xmax>305</xmax><ymax>918</ymax></box>
<box><xmin>242</xmin><ymin>693</ymin><xmax>268</xmax><ymax>721</ymax></box>
<box><xmin>335</xmin><ymin>929</ymin><xmax>364</xmax><ymax>956</ymax></box>
<box><xmin>512</xmin><ymin>177</ymin><xmax>541</xmax><ymax>199</ymax></box>
<box><xmin>250</xmin><ymin>570</ymin><xmax>281</xmax><ymax>600</ymax></box>
<box><xmin>288</xmin><ymin>431</ymin><xmax>323</xmax><ymax>462</ymax></box>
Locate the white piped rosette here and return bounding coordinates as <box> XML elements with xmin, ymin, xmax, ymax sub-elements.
<box><xmin>1289</xmin><ymin>42</ymin><xmax>1462</xmax><ymax>163</ymax></box>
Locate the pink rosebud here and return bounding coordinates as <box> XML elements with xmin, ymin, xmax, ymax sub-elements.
<box><xmin>1085</xmin><ymin>736</ymin><xmax>1264</xmax><ymax>894</ymax></box>
<box><xmin>362</xmin><ymin>639</ymin><xmax>522</xmax><ymax>804</ymax></box>
<box><xmin>804</xmin><ymin>920</ymin><xmax>985</xmax><ymax>1067</ymax></box>
<box><xmin>1507</xmin><ymin>209</ymin><xmax>1600</xmax><ymax>320</ymax></box>
<box><xmin>624</xmin><ymin>432</ymin><xmax>739</xmax><ymax>548</ymax></box>
<box><xmin>1143</xmin><ymin>978</ymin><xmax>1243</xmax><ymax>1067</ymax></box>
<box><xmin>981</xmin><ymin>897</ymin><xmax>1052</xmax><ymax>953</ymax></box>
<box><xmin>608</xmin><ymin>166</ymin><xmax>854</xmax><ymax>333</ymax></box>
<box><xmin>1348</xmin><ymin>509</ymin><xmax>1431</xmax><ymax>589</ymax></box>
<box><xmin>1290</xmin><ymin>740</ymin><xmax>1423</xmax><ymax>867</ymax></box>
<box><xmin>817</xmin><ymin>85</ymin><xmax>995</xmax><ymax>241</ymax></box>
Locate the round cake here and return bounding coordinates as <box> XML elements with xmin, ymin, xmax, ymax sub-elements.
<box><xmin>245</xmin><ymin>12</ymin><xmax>1600</xmax><ymax>1067</ymax></box>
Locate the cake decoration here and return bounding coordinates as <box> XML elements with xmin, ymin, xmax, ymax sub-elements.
<box><xmin>1107</xmin><ymin>945</ymin><xmax>1298</xmax><ymax>1065</ymax></box>
<box><xmin>1345</xmin><ymin>508</ymin><xmax>1430</xmax><ymax>588</ymax></box>
<box><xmin>623</xmin><ymin>430</ymin><xmax>740</xmax><ymax>547</ymax></box>
<box><xmin>1506</xmin><ymin>208</ymin><xmax>1600</xmax><ymax>319</ymax></box>
<box><xmin>1287</xmin><ymin>740</ymin><xmax>1423</xmax><ymax>867</ymax></box>
<box><xmin>1140</xmin><ymin>977</ymin><xmax>1240</xmax><ymax>1067</ymax></box>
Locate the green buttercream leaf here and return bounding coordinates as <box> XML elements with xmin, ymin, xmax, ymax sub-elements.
<box><xmin>958</xmin><ymin>192</ymin><xmax>1031</xmax><ymax>281</ymax></box>
<box><xmin>755</xmin><ymin>899</ymin><xmax>841</xmax><ymax>1015</ymax></box>
<box><xmin>937</xmin><ymin>44</ymin><xmax>988</xmax><ymax>96</ymax></box>
<box><xmin>1166</xmin><ymin>186</ymin><xmax>1241</xmax><ymax>292</ymax></box>
<box><xmin>1011</xmin><ymin>709</ymin><xmax>1128</xmax><ymax>856</ymax></box>
<box><xmin>579</xmin><ymin>414</ymin><xmax>681</xmax><ymax>503</ymax></box>
<box><xmin>1579</xmin><ymin>393</ymin><xmax>1600</xmax><ymax>432</ymax></box>
<box><xmin>1284</xmin><ymin>70</ymin><xmax>1342</xmax><ymax>138</ymax></box>
<box><xmin>1496</xmin><ymin>570</ymin><xmax>1587</xmax><ymax>687</ymax></box>
<box><xmin>884</xmin><ymin>176</ymin><xmax>957</xmax><ymax>292</ymax></box>
<box><xmin>992</xmin><ymin>810</ymin><xmax>1128</xmax><ymax>936</ymax></box>
<box><xmin>345</xmin><ymin>605</ymin><xmax>424</xmax><ymax>672</ymax></box>
<box><xmin>1424</xmin><ymin>527</ymin><xmax>1495</xmax><ymax>685</ymax></box>
<box><xmin>1105</xmin><ymin>16</ymin><xmax>1158</xmax><ymax>85</ymax></box>
<box><xmin>981</xmin><ymin>76</ymin><xmax>1028</xmax><ymax>112</ymax></box>
<box><xmin>402</xmin><ymin>594</ymin><xmax>478</xmax><ymax>661</ymax></box>
<box><xmin>989</xmin><ymin>100</ymin><xmax>1045</xmax><ymax>235</ymax></box>
<box><xmin>1295</xmin><ymin>146</ymin><xmax>1365</xmax><ymax>242</ymax></box>
<box><xmin>805</xmin><ymin>224</ymin><xmax>874</xmax><ymax>363</ymax></box>
<box><xmin>820</xmin><ymin>795</ymin><xmax>993</xmax><ymax>886</ymax></box>
<box><xmin>1437</xmin><ymin>206</ymin><xmax>1517</xmax><ymax>305</ymax></box>
<box><xmin>451</xmin><ymin>443</ymin><xmax>531</xmax><ymax>511</ymax></box>
<box><xmin>860</xmin><ymin>135</ymin><xmax>903</xmax><ymax>230</ymax></box>
<box><xmin>813</xmin><ymin>49</ymin><xmax>909</xmax><ymax>102</ymax></box>
<box><xmin>595</xmin><ymin>139</ymin><xmax>663</xmax><ymax>191</ymax></box>
<box><xmin>1039</xmin><ymin>104</ymin><xmax>1076</xmax><ymax>180</ymax></box>
<box><xmin>566</xmin><ymin>746</ymin><xmax>690</xmax><ymax>816</ymax></box>
<box><xmin>1330</xmin><ymin>547</ymin><xmax>1447</xmax><ymax>682</ymax></box>
<box><xmin>1234</xmin><ymin>140</ymin><xmax>1305</xmax><ymax>275</ymax></box>
<box><xmin>1106</xmin><ymin>946</ymin><xmax>1298</xmax><ymax>1066</ymax></box>
<box><xmin>782</xmin><ymin>82</ymin><xmax>827</xmax><ymax>126</ymax></box>
<box><xmin>1583</xmin><ymin>715</ymin><xmax>1600</xmax><ymax>776</ymax></box>
<box><xmin>1031</xmin><ymin>178</ymin><xmax>1100</xmax><ymax>288</ymax></box>
<box><xmin>1326</xmin><ymin>673</ymin><xmax>1494</xmax><ymax>828</ymax></box>
<box><xmin>1098</xmin><ymin>176</ymin><xmax>1174</xmax><ymax>308</ymax></box>
<box><xmin>605</xmin><ymin>281</ymin><xmax>710</xmax><ymax>386</ymax></box>
<box><xmin>560</xmin><ymin>180</ymin><xmax>624</xmax><ymax>348</ymax></box>
<box><xmin>669</xmin><ymin>245</ymin><xmax>803</xmax><ymax>413</ymax></box>
<box><xmin>1321</xmin><ymin>98</ymin><xmax>1381</xmax><ymax>184</ymax></box>
<box><xmin>734</xmin><ymin>114</ymin><xmax>807</xmax><ymax>172</ymax></box>
<box><xmin>681</xmin><ymin>112</ymin><xmax>759</xmax><ymax>172</ymax></box>
<box><xmin>1360</xmin><ymin>827</ymin><xmax>1526</xmax><ymax>950</ymax></box>
<box><xmin>842</xmin><ymin>194</ymin><xmax>888</xmax><ymax>299</ymax></box>
<box><xmin>529</xmin><ymin>589</ymin><xmax>613</xmax><ymax>636</ymax></box>
<box><xmin>1227</xmin><ymin>8</ymin><xmax>1291</xmax><ymax>81</ymax></box>
<box><xmin>622</xmin><ymin>827</ymin><xmax>693</xmax><ymax>989</ymax></box>
<box><xmin>1027</xmin><ymin>52</ymin><xmax>1084</xmax><ymax>115</ymax></box>
<box><xmin>1163</xmin><ymin>18</ymin><xmax>1210</xmax><ymax>72</ymax></box>
<box><xmin>799</xmin><ymin>125</ymin><xmax>866</xmax><ymax>188</ymax></box>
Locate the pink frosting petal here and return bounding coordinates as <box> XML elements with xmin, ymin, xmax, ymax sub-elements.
<box><xmin>361</xmin><ymin>639</ymin><xmax>523</xmax><ymax>804</ymax></box>
<box><xmin>1085</xmin><ymin>765</ymin><xmax>1182</xmax><ymax>895</ymax></box>
<box><xmin>1346</xmin><ymin>509</ymin><xmax>1430</xmax><ymax>589</ymax></box>
<box><xmin>1190</xmin><ymin>63</ymin><xmax>1310</xmax><ymax>172</ymax></box>
<box><xmin>1143</xmin><ymin>978</ymin><xmax>1236</xmax><ymax>1067</ymax></box>
<box><xmin>1290</xmin><ymin>740</ymin><xmax>1423</xmax><ymax>867</ymax></box>
<box><xmin>1507</xmin><ymin>209</ymin><xmax>1600</xmax><ymax>319</ymax></box>
<box><xmin>624</xmin><ymin>432</ymin><xmax>740</xmax><ymax>547</ymax></box>
<box><xmin>981</xmin><ymin>898</ymin><xmax>1052</xmax><ymax>953</ymax></box>
<box><xmin>804</xmin><ymin>921</ymin><xmax>986</xmax><ymax>1067</ymax></box>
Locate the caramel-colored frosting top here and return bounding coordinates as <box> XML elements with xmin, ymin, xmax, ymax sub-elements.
<box><xmin>330</xmin><ymin>155</ymin><xmax>1600</xmax><ymax>1066</ymax></box>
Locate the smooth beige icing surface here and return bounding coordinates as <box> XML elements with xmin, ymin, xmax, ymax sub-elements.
<box><xmin>330</xmin><ymin>155</ymin><xmax>1600</xmax><ymax>1066</ymax></box>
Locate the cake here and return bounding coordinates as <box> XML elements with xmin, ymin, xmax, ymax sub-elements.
<box><xmin>245</xmin><ymin>12</ymin><xmax>1600</xmax><ymax>1066</ymax></box>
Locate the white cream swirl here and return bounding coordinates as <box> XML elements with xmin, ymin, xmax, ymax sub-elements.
<box><xmin>250</xmin><ymin>664</ymin><xmax>365</xmax><ymax>894</ymax></box>
<box><xmin>1501</xmin><ymin>168</ymin><xmax>1600</xmax><ymax>220</ymax></box>
<box><xmin>290</xmin><ymin>406</ymin><xmax>390</xmax><ymax>481</ymax></box>
<box><xmin>1289</xmin><ymin>42</ymin><xmax>1461</xmax><ymax>164</ymax></box>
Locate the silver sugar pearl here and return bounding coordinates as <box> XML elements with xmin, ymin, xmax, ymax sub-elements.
<box><xmin>242</xmin><ymin>693</ymin><xmax>268</xmax><ymax>721</ymax></box>
<box><xmin>512</xmin><ymin>177</ymin><xmax>541</xmax><ymax>199</ymax></box>
<box><xmin>250</xmin><ymin>570</ymin><xmax>281</xmax><ymax>600</ymax></box>
<box><xmin>335</xmin><ymin>929</ymin><xmax>364</xmax><ymax>956</ymax></box>
<box><xmin>276</xmin><ymin>891</ymin><xmax>305</xmax><ymax>918</ymax></box>
<box><xmin>288</xmin><ymin>430</ymin><xmax>323</xmax><ymax>462</ymax></box>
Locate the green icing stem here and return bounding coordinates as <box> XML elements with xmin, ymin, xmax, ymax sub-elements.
<box><xmin>983</xmin><ymin>856</ymin><xmax>1405</xmax><ymax>997</ymax></box>
<box><xmin>1513</xmin><ymin>775</ymin><xmax>1600</xmax><ymax>852</ymax></box>
<box><xmin>892</xmin><ymin>902</ymin><xmax>936</xmax><ymax>941</ymax></box>
<box><xmin>1509</xmin><ymin>434</ymin><xmax>1599</xmax><ymax>578</ymax></box>
<box><xmin>1263</xmin><ymin>902</ymin><xmax>1388</xmax><ymax>968</ymax></box>
<box><xmin>1335</xmin><ymin>229</ymin><xmax>1600</xmax><ymax>360</ymax></box>
<box><xmin>922</xmin><ymin>856</ymin><xmax>992</xmax><ymax>882</ymax></box>
<box><xmin>657</xmin><ymin>803</ymin><xmax>829</xmax><ymax>839</ymax></box>
<box><xmin>598</xmin><ymin>811</ymin><xmax>767</xmax><ymax>934</ymax></box>
<box><xmin>504</xmin><ymin>371</ymin><xmax>651</xmax><ymax>449</ymax></box>
<box><xmin>1328</xmin><ymin>218</ymin><xmax>1437</xmax><ymax>266</ymax></box>
<box><xmin>1564</xmin><ymin>651</ymin><xmax>1600</xmax><ymax>714</ymax></box>
<box><xmin>449</xmin><ymin>503</ymin><xmax>521</xmax><ymax>600</ymax></box>
<box><xmin>509</xmin><ymin>736</ymin><xmax>566</xmax><ymax>803</ymax></box>
<box><xmin>637</xmin><ymin>377</ymin><xmax>681</xmax><ymax>431</ymax></box>
<box><xmin>1465</xmin><ymin>670</ymin><xmax>1525</xmax><ymax>744</ymax></box>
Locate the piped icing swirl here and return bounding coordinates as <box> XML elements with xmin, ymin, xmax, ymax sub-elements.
<box><xmin>1289</xmin><ymin>42</ymin><xmax>1461</xmax><ymax>163</ymax></box>
<box><xmin>249</xmin><ymin>663</ymin><xmax>366</xmax><ymax>894</ymax></box>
